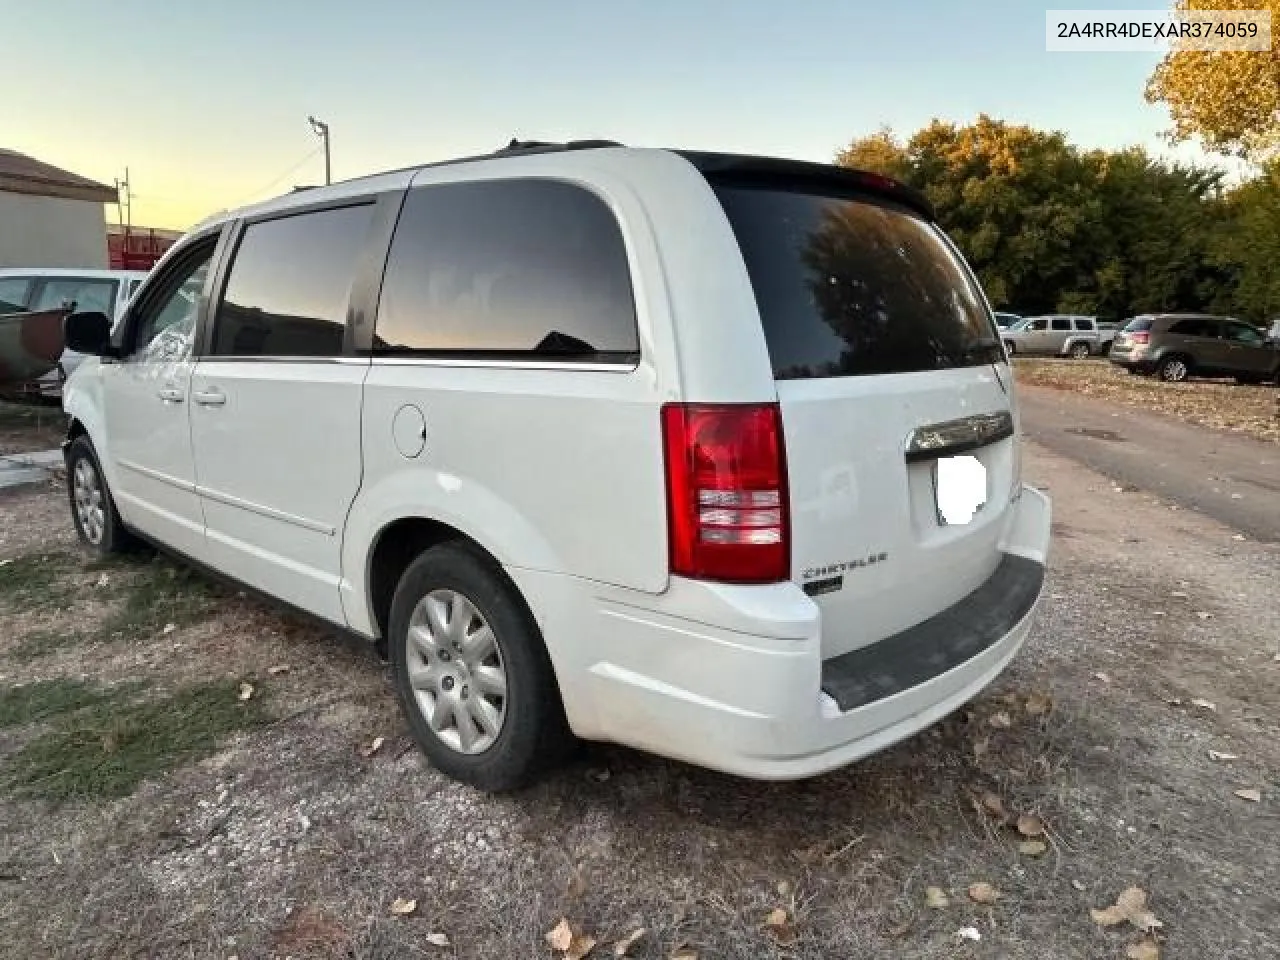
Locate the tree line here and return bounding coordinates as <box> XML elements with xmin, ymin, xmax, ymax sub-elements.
<box><xmin>836</xmin><ymin>117</ymin><xmax>1280</xmax><ymax>325</ymax></box>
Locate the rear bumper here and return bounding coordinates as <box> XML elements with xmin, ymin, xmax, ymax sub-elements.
<box><xmin>511</xmin><ymin>485</ymin><xmax>1051</xmax><ymax>779</ymax></box>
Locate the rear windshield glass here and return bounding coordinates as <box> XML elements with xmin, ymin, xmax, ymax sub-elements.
<box><xmin>712</xmin><ymin>184</ymin><xmax>1001</xmax><ymax>379</ymax></box>
<box><xmin>1123</xmin><ymin>317</ymin><xmax>1154</xmax><ymax>332</ymax></box>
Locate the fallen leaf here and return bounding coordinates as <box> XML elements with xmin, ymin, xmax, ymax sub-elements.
<box><xmin>1196</xmin><ymin>611</ymin><xmax>1213</xmax><ymax>620</ymax></box>
<box><xmin>972</xmin><ymin>736</ymin><xmax>990</xmax><ymax>760</ymax></box>
<box><xmin>1190</xmin><ymin>698</ymin><xmax>1216</xmax><ymax>712</ymax></box>
<box><xmin>237</xmin><ymin>682</ymin><xmax>254</xmax><ymax>701</ymax></box>
<box><xmin>96</xmin><ymin>573</ymin><xmax>109</xmax><ymax>588</ymax></box>
<box><xmin>1016</xmin><ymin>814</ymin><xmax>1046</xmax><ymax>838</ymax></box>
<box><xmin>546</xmin><ymin>919</ymin><xmax>575</xmax><ymax>952</ymax></box>
<box><xmin>669</xmin><ymin>947</ymin><xmax>698</xmax><ymax>960</ymax></box>
<box><xmin>1234</xmin><ymin>788</ymin><xmax>1261</xmax><ymax>803</ymax></box>
<box><xmin>1091</xmin><ymin>887</ymin><xmax>1162</xmax><ymax>933</ymax></box>
<box><xmin>1072</xmin><ymin>879</ymin><xmax>1087</xmax><ymax>892</ymax></box>
<box><xmin>1094</xmin><ymin>672</ymin><xmax>1111</xmax><ymax>684</ymax></box>
<box><xmin>360</xmin><ymin>736</ymin><xmax>386</xmax><ymax>758</ymax></box>
<box><xmin>567</xmin><ymin>934</ymin><xmax>598</xmax><ymax>960</ymax></box>
<box><xmin>161</xmin><ymin>623</ymin><xmax>176</xmax><ymax>635</ymax></box>
<box><xmin>925</xmin><ymin>886</ymin><xmax>949</xmax><ymax>909</ymax></box>
<box><xmin>1127</xmin><ymin>939</ymin><xmax>1161</xmax><ymax>960</ymax></box>
<box><xmin>968</xmin><ymin>882</ymin><xmax>999</xmax><ymax>904</ymax></box>
<box><xmin>1024</xmin><ymin>692</ymin><xmax>1053</xmax><ymax>716</ymax></box>
<box><xmin>1170</xmin><ymin>590</ymin><xmax>1188</xmax><ymax>598</ymax></box>
<box><xmin>1208</xmin><ymin>750</ymin><xmax>1238</xmax><ymax>761</ymax></box>
<box><xmin>763</xmin><ymin>907</ymin><xmax>795</xmax><ymax>942</ymax></box>
<box><xmin>267</xmin><ymin>664</ymin><xmax>289</xmax><ymax>675</ymax></box>
<box><xmin>425</xmin><ymin>932</ymin><xmax>451</xmax><ymax>948</ymax></box>
<box><xmin>1232</xmin><ymin>533</ymin><xmax>1246</xmax><ymax>541</ymax></box>
<box><xmin>956</xmin><ymin>926</ymin><xmax>982</xmax><ymax>942</ymax></box>
<box><xmin>979</xmin><ymin>791</ymin><xmax>1007</xmax><ymax>819</ymax></box>
<box><xmin>389</xmin><ymin>897</ymin><xmax>417</xmax><ymax>916</ymax></box>
<box><xmin>988</xmin><ymin>711</ymin><xmax>1012</xmax><ymax>730</ymax></box>
<box><xmin>776</xmin><ymin>880</ymin><xmax>791</xmax><ymax>896</ymax></box>
<box><xmin>1018</xmin><ymin>840</ymin><xmax>1048</xmax><ymax>856</ymax></box>
<box><xmin>612</xmin><ymin>927</ymin><xmax>646</xmax><ymax>957</ymax></box>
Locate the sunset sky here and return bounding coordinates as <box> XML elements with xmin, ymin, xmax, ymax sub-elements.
<box><xmin>9</xmin><ymin>0</ymin><xmax>1234</xmax><ymax>232</ymax></box>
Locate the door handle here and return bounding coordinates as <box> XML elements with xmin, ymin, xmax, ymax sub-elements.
<box><xmin>193</xmin><ymin>388</ymin><xmax>226</xmax><ymax>407</ymax></box>
<box><xmin>157</xmin><ymin>386</ymin><xmax>185</xmax><ymax>403</ymax></box>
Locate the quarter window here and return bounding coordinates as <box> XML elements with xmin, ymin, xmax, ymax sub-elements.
<box><xmin>374</xmin><ymin>179</ymin><xmax>638</xmax><ymax>361</ymax></box>
<box><xmin>1168</xmin><ymin>318</ymin><xmax>1213</xmax><ymax>337</ymax></box>
<box><xmin>0</xmin><ymin>277</ymin><xmax>32</xmax><ymax>313</ymax></box>
<box><xmin>212</xmin><ymin>203</ymin><xmax>373</xmax><ymax>358</ymax></box>
<box><xmin>1224</xmin><ymin>322</ymin><xmax>1263</xmax><ymax>345</ymax></box>
<box><xmin>32</xmin><ymin>277</ymin><xmax>118</xmax><ymax>317</ymax></box>
<box><xmin>1073</xmin><ymin>317</ymin><xmax>1094</xmax><ymax>331</ymax></box>
<box><xmin>1050</xmin><ymin>317</ymin><xmax>1071</xmax><ymax>331</ymax></box>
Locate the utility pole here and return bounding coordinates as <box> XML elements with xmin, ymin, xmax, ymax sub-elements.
<box><xmin>114</xmin><ymin>168</ymin><xmax>133</xmax><ymax>231</ymax></box>
<box><xmin>308</xmin><ymin>116</ymin><xmax>331</xmax><ymax>185</ymax></box>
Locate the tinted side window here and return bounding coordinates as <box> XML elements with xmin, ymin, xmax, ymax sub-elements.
<box><xmin>1168</xmin><ymin>318</ymin><xmax>1211</xmax><ymax>337</ymax></box>
<box><xmin>212</xmin><ymin>203</ymin><xmax>373</xmax><ymax>358</ymax></box>
<box><xmin>1074</xmin><ymin>317</ymin><xmax>1094</xmax><ymax>331</ymax></box>
<box><xmin>1225</xmin><ymin>322</ymin><xmax>1263</xmax><ymax>344</ymax></box>
<box><xmin>1050</xmin><ymin>317</ymin><xmax>1071</xmax><ymax>331</ymax></box>
<box><xmin>375</xmin><ymin>179</ymin><xmax>638</xmax><ymax>361</ymax></box>
<box><xmin>0</xmin><ymin>276</ymin><xmax>33</xmax><ymax>313</ymax></box>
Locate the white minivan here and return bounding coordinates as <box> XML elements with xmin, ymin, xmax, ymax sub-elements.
<box><xmin>61</xmin><ymin>140</ymin><xmax>1050</xmax><ymax>791</ymax></box>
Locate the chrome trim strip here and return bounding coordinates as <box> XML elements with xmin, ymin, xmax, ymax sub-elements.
<box><xmin>366</xmin><ymin>357</ymin><xmax>637</xmax><ymax>372</ymax></box>
<box><xmin>117</xmin><ymin>458</ymin><xmax>197</xmax><ymax>493</ymax></box>
<box><xmin>195</xmin><ymin>484</ymin><xmax>336</xmax><ymax>535</ymax></box>
<box><xmin>905</xmin><ymin>411</ymin><xmax>1014</xmax><ymax>462</ymax></box>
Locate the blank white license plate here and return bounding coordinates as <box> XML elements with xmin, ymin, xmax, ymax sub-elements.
<box><xmin>934</xmin><ymin>455</ymin><xmax>988</xmax><ymax>526</ymax></box>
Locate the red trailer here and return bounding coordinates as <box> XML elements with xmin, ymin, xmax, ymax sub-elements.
<box><xmin>107</xmin><ymin>225</ymin><xmax>181</xmax><ymax>270</ymax></box>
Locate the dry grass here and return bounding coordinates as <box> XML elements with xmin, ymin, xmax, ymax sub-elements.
<box><xmin>1</xmin><ymin>452</ymin><xmax>1279</xmax><ymax>958</ymax></box>
<box><xmin>1013</xmin><ymin>358</ymin><xmax>1280</xmax><ymax>443</ymax></box>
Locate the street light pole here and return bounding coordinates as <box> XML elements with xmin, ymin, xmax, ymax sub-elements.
<box><xmin>308</xmin><ymin>115</ymin><xmax>331</xmax><ymax>185</ymax></box>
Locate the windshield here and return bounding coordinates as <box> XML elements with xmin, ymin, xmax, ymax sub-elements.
<box><xmin>712</xmin><ymin>184</ymin><xmax>1001</xmax><ymax>379</ymax></box>
<box><xmin>1123</xmin><ymin>317</ymin><xmax>1154</xmax><ymax>332</ymax></box>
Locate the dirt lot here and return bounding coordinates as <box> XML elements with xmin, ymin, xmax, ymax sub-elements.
<box><xmin>1</xmin><ymin>444</ymin><xmax>1278</xmax><ymax>959</ymax></box>
<box><xmin>0</xmin><ymin>401</ymin><xmax>66</xmax><ymax>457</ymax></box>
<box><xmin>1013</xmin><ymin>359</ymin><xmax>1280</xmax><ymax>444</ymax></box>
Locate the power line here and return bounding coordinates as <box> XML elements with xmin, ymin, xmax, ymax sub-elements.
<box><xmin>232</xmin><ymin>146</ymin><xmax>324</xmax><ymax>207</ymax></box>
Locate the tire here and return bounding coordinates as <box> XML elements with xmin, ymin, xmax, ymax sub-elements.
<box><xmin>1156</xmin><ymin>355</ymin><xmax>1191</xmax><ymax>383</ymax></box>
<box><xmin>1235</xmin><ymin>374</ymin><xmax>1265</xmax><ymax>386</ymax></box>
<box><xmin>66</xmin><ymin>435</ymin><xmax>132</xmax><ymax>556</ymax></box>
<box><xmin>389</xmin><ymin>541</ymin><xmax>572</xmax><ymax>791</ymax></box>
<box><xmin>1069</xmin><ymin>342</ymin><xmax>1091</xmax><ymax>360</ymax></box>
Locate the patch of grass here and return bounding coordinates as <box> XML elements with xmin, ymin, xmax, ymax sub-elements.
<box><xmin>0</xmin><ymin>551</ymin><xmax>80</xmax><ymax>611</ymax></box>
<box><xmin>0</xmin><ymin>678</ymin><xmax>128</xmax><ymax>728</ymax></box>
<box><xmin>4</xmin><ymin>627</ymin><xmax>84</xmax><ymax>663</ymax></box>
<box><xmin>95</xmin><ymin>557</ymin><xmax>221</xmax><ymax>642</ymax></box>
<box><xmin>7</xmin><ymin>678</ymin><xmax>267</xmax><ymax>802</ymax></box>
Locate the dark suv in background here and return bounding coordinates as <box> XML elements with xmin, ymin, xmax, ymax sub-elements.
<box><xmin>1109</xmin><ymin>314</ymin><xmax>1280</xmax><ymax>384</ymax></box>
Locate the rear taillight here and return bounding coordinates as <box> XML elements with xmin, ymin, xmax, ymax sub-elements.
<box><xmin>661</xmin><ymin>403</ymin><xmax>790</xmax><ymax>583</ymax></box>
<box><xmin>1130</xmin><ymin>331</ymin><xmax>1150</xmax><ymax>344</ymax></box>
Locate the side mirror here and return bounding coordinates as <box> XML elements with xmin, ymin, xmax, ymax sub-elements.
<box><xmin>63</xmin><ymin>311</ymin><xmax>114</xmax><ymax>356</ymax></box>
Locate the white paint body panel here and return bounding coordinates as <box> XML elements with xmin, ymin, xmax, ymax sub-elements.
<box><xmin>189</xmin><ymin>360</ymin><xmax>366</xmax><ymax>624</ymax></box>
<box><xmin>67</xmin><ymin>145</ymin><xmax>1052</xmax><ymax>781</ymax></box>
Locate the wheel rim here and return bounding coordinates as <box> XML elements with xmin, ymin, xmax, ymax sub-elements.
<box><xmin>72</xmin><ymin>458</ymin><xmax>106</xmax><ymax>546</ymax></box>
<box><xmin>1163</xmin><ymin>360</ymin><xmax>1187</xmax><ymax>382</ymax></box>
<box><xmin>405</xmin><ymin>589</ymin><xmax>507</xmax><ymax>755</ymax></box>
<box><xmin>1072</xmin><ymin>345</ymin><xmax>1089</xmax><ymax>358</ymax></box>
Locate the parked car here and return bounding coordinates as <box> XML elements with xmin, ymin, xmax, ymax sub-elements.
<box><xmin>61</xmin><ymin>141</ymin><xmax>1051</xmax><ymax>791</ymax></box>
<box><xmin>1002</xmin><ymin>315</ymin><xmax>1103</xmax><ymax>358</ymax></box>
<box><xmin>0</xmin><ymin>268</ymin><xmax>147</xmax><ymax>398</ymax></box>
<box><xmin>993</xmin><ymin>312</ymin><xmax>1022</xmax><ymax>329</ymax></box>
<box><xmin>1109</xmin><ymin>314</ymin><xmax>1280</xmax><ymax>383</ymax></box>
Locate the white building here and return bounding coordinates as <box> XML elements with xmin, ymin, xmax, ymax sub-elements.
<box><xmin>0</xmin><ymin>149</ymin><xmax>117</xmax><ymax>270</ymax></box>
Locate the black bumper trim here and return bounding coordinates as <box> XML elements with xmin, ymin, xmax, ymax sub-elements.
<box><xmin>820</xmin><ymin>553</ymin><xmax>1044</xmax><ymax>713</ymax></box>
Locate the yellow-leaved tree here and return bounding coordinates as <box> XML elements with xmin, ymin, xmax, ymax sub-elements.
<box><xmin>1145</xmin><ymin>0</ymin><xmax>1280</xmax><ymax>158</ymax></box>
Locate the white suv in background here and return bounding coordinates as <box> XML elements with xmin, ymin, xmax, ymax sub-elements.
<box><xmin>61</xmin><ymin>141</ymin><xmax>1050</xmax><ymax>791</ymax></box>
<box><xmin>0</xmin><ymin>267</ymin><xmax>147</xmax><ymax>396</ymax></box>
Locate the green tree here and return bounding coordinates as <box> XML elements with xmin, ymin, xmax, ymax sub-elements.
<box><xmin>1210</xmin><ymin>161</ymin><xmax>1280</xmax><ymax>322</ymax></box>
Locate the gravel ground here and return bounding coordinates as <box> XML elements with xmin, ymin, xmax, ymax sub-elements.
<box><xmin>1</xmin><ymin>440</ymin><xmax>1277</xmax><ymax>959</ymax></box>
<box><xmin>1013</xmin><ymin>358</ymin><xmax>1280</xmax><ymax>444</ymax></box>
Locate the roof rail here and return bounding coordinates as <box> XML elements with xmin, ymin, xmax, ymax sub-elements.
<box><xmin>497</xmin><ymin>138</ymin><xmax>624</xmax><ymax>154</ymax></box>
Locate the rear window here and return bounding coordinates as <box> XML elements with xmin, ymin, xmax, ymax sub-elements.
<box><xmin>713</xmin><ymin>185</ymin><xmax>1000</xmax><ymax>379</ymax></box>
<box><xmin>1123</xmin><ymin>317</ymin><xmax>1154</xmax><ymax>333</ymax></box>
